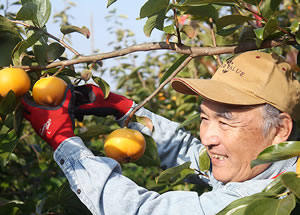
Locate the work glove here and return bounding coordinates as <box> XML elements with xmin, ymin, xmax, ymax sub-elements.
<box><xmin>21</xmin><ymin>85</ymin><xmax>75</xmax><ymax>150</ymax></box>
<box><xmin>74</xmin><ymin>84</ymin><xmax>134</xmax><ymax>121</ymax></box>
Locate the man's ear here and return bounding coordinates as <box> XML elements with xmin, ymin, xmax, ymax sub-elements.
<box><xmin>272</xmin><ymin>113</ymin><xmax>293</xmax><ymax>145</ymax></box>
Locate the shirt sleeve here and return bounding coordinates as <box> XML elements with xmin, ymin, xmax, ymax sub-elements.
<box><xmin>118</xmin><ymin>107</ymin><xmax>203</xmax><ymax>171</ymax></box>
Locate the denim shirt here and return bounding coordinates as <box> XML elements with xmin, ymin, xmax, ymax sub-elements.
<box><xmin>53</xmin><ymin>107</ymin><xmax>297</xmax><ymax>215</ymax></box>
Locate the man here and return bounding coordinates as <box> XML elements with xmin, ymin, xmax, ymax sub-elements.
<box><xmin>22</xmin><ymin>51</ymin><xmax>300</xmax><ymax>214</ymax></box>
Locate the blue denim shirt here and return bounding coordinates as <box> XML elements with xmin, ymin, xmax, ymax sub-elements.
<box><xmin>53</xmin><ymin>107</ymin><xmax>297</xmax><ymax>215</ymax></box>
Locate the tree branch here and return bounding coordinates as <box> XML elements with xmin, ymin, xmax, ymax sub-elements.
<box><xmin>209</xmin><ymin>18</ymin><xmax>222</xmax><ymax>67</ymax></box>
<box><xmin>13</xmin><ymin>38</ymin><xmax>295</xmax><ymax>72</ymax></box>
<box><xmin>124</xmin><ymin>55</ymin><xmax>194</xmax><ymax>127</ymax></box>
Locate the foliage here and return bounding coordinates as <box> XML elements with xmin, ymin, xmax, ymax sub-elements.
<box><xmin>0</xmin><ymin>0</ymin><xmax>299</xmax><ymax>214</ymax></box>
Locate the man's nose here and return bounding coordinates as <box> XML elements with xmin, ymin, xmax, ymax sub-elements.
<box><xmin>201</xmin><ymin>135</ymin><xmax>220</xmax><ymax>148</ymax></box>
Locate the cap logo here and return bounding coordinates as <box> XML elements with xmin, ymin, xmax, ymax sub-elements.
<box><xmin>221</xmin><ymin>59</ymin><xmax>245</xmax><ymax>77</ymax></box>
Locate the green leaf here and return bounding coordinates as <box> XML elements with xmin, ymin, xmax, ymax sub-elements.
<box><xmin>183</xmin><ymin>5</ymin><xmax>218</xmax><ymax>21</ymax></box>
<box><xmin>262</xmin><ymin>174</ymin><xmax>286</xmax><ymax>194</ymax></box>
<box><xmin>156</xmin><ymin>162</ymin><xmax>193</xmax><ymax>184</ymax></box>
<box><xmin>181</xmin><ymin>25</ymin><xmax>195</xmax><ymax>38</ymax></box>
<box><xmin>163</xmin><ymin>24</ymin><xmax>175</xmax><ymax>35</ymax></box>
<box><xmin>160</xmin><ymin>54</ymin><xmax>189</xmax><ymax>84</ymax></box>
<box><xmin>143</xmin><ymin>9</ymin><xmax>166</xmax><ymax>37</ymax></box>
<box><xmin>92</xmin><ymin>76</ymin><xmax>110</xmax><ymax>99</ymax></box>
<box><xmin>77</xmin><ymin>125</ymin><xmax>112</xmax><ymax>141</ymax></box>
<box><xmin>217</xmin><ymin>192</ymin><xmax>277</xmax><ymax>215</ymax></box>
<box><xmin>107</xmin><ymin>0</ymin><xmax>117</xmax><ymax>8</ymax></box>
<box><xmin>199</xmin><ymin>147</ymin><xmax>210</xmax><ymax>172</ymax></box>
<box><xmin>0</xmin><ymin>130</ymin><xmax>18</xmax><ymax>167</ymax></box>
<box><xmin>251</xmin><ymin>141</ymin><xmax>300</xmax><ymax>168</ymax></box>
<box><xmin>216</xmin><ymin>15</ymin><xmax>254</xmax><ymax>33</ymax></box>
<box><xmin>134</xmin><ymin>134</ymin><xmax>161</xmax><ymax>167</ymax></box>
<box><xmin>217</xmin><ymin>25</ymin><xmax>242</xmax><ymax>36</ymax></box>
<box><xmin>261</xmin><ymin>0</ymin><xmax>282</xmax><ymax>19</ymax></box>
<box><xmin>281</xmin><ymin>172</ymin><xmax>300</xmax><ymax>198</ymax></box>
<box><xmin>22</xmin><ymin>0</ymin><xmax>51</xmax><ymax>27</ymax></box>
<box><xmin>0</xmin><ymin>15</ymin><xmax>22</xmax><ymax>66</ymax></box>
<box><xmin>290</xmin><ymin>21</ymin><xmax>299</xmax><ymax>33</ymax></box>
<box><xmin>60</xmin><ymin>25</ymin><xmax>90</xmax><ymax>39</ymax></box>
<box><xmin>33</xmin><ymin>44</ymin><xmax>47</xmax><ymax>65</ymax></box>
<box><xmin>244</xmin><ymin>194</ymin><xmax>296</xmax><ymax>215</ymax></box>
<box><xmin>12</xmin><ymin>31</ymin><xmax>42</xmax><ymax>66</ymax></box>
<box><xmin>0</xmin><ymin>91</ymin><xmax>16</xmax><ymax>116</ymax></box>
<box><xmin>47</xmin><ymin>42</ymin><xmax>65</xmax><ymax>62</ymax></box>
<box><xmin>296</xmin><ymin>30</ymin><xmax>300</xmax><ymax>45</ymax></box>
<box><xmin>177</xmin><ymin>112</ymin><xmax>200</xmax><ymax>130</ymax></box>
<box><xmin>182</xmin><ymin>0</ymin><xmax>237</xmax><ymax>6</ymax></box>
<box><xmin>140</xmin><ymin>0</ymin><xmax>169</xmax><ymax>19</ymax></box>
<box><xmin>16</xmin><ymin>2</ymin><xmax>37</xmax><ymax>21</ymax></box>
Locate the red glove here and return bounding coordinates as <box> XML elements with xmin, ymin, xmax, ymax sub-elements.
<box><xmin>74</xmin><ymin>84</ymin><xmax>133</xmax><ymax>120</ymax></box>
<box><xmin>21</xmin><ymin>85</ymin><xmax>75</xmax><ymax>150</ymax></box>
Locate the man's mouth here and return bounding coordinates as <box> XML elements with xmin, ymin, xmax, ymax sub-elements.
<box><xmin>211</xmin><ymin>153</ymin><xmax>228</xmax><ymax>161</ymax></box>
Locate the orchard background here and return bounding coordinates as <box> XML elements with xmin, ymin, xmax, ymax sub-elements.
<box><xmin>1</xmin><ymin>0</ymin><xmax>300</xmax><ymax>214</ymax></box>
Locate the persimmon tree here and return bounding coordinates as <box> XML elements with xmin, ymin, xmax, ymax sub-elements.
<box><xmin>0</xmin><ymin>0</ymin><xmax>300</xmax><ymax>214</ymax></box>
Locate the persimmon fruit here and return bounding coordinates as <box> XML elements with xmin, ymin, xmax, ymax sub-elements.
<box><xmin>32</xmin><ymin>76</ymin><xmax>67</xmax><ymax>106</ymax></box>
<box><xmin>0</xmin><ymin>68</ymin><xmax>30</xmax><ymax>97</ymax></box>
<box><xmin>104</xmin><ymin>128</ymin><xmax>146</xmax><ymax>163</ymax></box>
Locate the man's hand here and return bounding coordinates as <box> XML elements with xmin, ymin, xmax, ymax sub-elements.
<box><xmin>21</xmin><ymin>85</ymin><xmax>75</xmax><ymax>150</ymax></box>
<box><xmin>74</xmin><ymin>84</ymin><xmax>133</xmax><ymax>120</ymax></box>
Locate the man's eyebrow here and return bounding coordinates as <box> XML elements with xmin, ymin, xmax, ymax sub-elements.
<box><xmin>216</xmin><ymin>111</ymin><xmax>233</xmax><ymax>120</ymax></box>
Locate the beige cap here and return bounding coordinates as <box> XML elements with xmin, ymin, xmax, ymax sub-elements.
<box><xmin>171</xmin><ymin>51</ymin><xmax>300</xmax><ymax>120</ymax></box>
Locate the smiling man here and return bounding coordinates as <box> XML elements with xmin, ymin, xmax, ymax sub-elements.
<box><xmin>22</xmin><ymin>51</ymin><xmax>300</xmax><ymax>215</ymax></box>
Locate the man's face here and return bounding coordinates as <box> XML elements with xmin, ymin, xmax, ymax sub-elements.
<box><xmin>199</xmin><ymin>100</ymin><xmax>275</xmax><ymax>183</ymax></box>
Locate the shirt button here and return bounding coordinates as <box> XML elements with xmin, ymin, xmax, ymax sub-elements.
<box><xmin>77</xmin><ymin>189</ymin><xmax>81</xmax><ymax>194</ymax></box>
<box><xmin>60</xmin><ymin>159</ymin><xmax>65</xmax><ymax>165</ymax></box>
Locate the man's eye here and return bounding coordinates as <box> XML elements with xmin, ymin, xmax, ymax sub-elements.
<box><xmin>200</xmin><ymin>116</ymin><xmax>208</xmax><ymax>121</ymax></box>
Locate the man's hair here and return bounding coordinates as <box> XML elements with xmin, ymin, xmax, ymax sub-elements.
<box><xmin>261</xmin><ymin>103</ymin><xmax>297</xmax><ymax>140</ymax></box>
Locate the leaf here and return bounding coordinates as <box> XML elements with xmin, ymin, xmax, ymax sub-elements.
<box><xmin>295</xmin><ymin>30</ymin><xmax>300</xmax><ymax>45</ymax></box>
<box><xmin>290</xmin><ymin>21</ymin><xmax>299</xmax><ymax>33</ymax></box>
<box><xmin>156</xmin><ymin>161</ymin><xmax>192</xmax><ymax>184</ymax></box>
<box><xmin>140</xmin><ymin>0</ymin><xmax>169</xmax><ymax>19</ymax></box>
<box><xmin>0</xmin><ymin>15</ymin><xmax>22</xmax><ymax>66</ymax></box>
<box><xmin>33</xmin><ymin>44</ymin><xmax>47</xmax><ymax>65</ymax></box>
<box><xmin>47</xmin><ymin>42</ymin><xmax>65</xmax><ymax>62</ymax></box>
<box><xmin>107</xmin><ymin>0</ymin><xmax>117</xmax><ymax>8</ymax></box>
<box><xmin>135</xmin><ymin>116</ymin><xmax>154</xmax><ymax>132</ymax></box>
<box><xmin>12</xmin><ymin>31</ymin><xmax>42</xmax><ymax>65</ymax></box>
<box><xmin>216</xmin><ymin>15</ymin><xmax>254</xmax><ymax>33</ymax></box>
<box><xmin>60</xmin><ymin>25</ymin><xmax>90</xmax><ymax>39</ymax></box>
<box><xmin>92</xmin><ymin>76</ymin><xmax>110</xmax><ymax>99</ymax></box>
<box><xmin>217</xmin><ymin>193</ymin><xmax>277</xmax><ymax>215</ymax></box>
<box><xmin>199</xmin><ymin>147</ymin><xmax>210</xmax><ymax>172</ymax></box>
<box><xmin>181</xmin><ymin>25</ymin><xmax>195</xmax><ymax>38</ymax></box>
<box><xmin>217</xmin><ymin>25</ymin><xmax>242</xmax><ymax>36</ymax></box>
<box><xmin>177</xmin><ymin>112</ymin><xmax>200</xmax><ymax>130</ymax></box>
<box><xmin>0</xmin><ymin>130</ymin><xmax>18</xmax><ymax>167</ymax></box>
<box><xmin>281</xmin><ymin>172</ymin><xmax>300</xmax><ymax>198</ymax></box>
<box><xmin>182</xmin><ymin>0</ymin><xmax>237</xmax><ymax>6</ymax></box>
<box><xmin>143</xmin><ymin>9</ymin><xmax>166</xmax><ymax>37</ymax></box>
<box><xmin>0</xmin><ymin>91</ymin><xmax>16</xmax><ymax>116</ymax></box>
<box><xmin>134</xmin><ymin>134</ymin><xmax>161</xmax><ymax>167</ymax></box>
<box><xmin>77</xmin><ymin>125</ymin><xmax>112</xmax><ymax>141</ymax></box>
<box><xmin>254</xmin><ymin>19</ymin><xmax>278</xmax><ymax>41</ymax></box>
<box><xmin>262</xmin><ymin>174</ymin><xmax>286</xmax><ymax>194</ymax></box>
<box><xmin>261</xmin><ymin>0</ymin><xmax>282</xmax><ymax>19</ymax></box>
<box><xmin>182</xmin><ymin>5</ymin><xmax>218</xmax><ymax>21</ymax></box>
<box><xmin>22</xmin><ymin>0</ymin><xmax>51</xmax><ymax>27</ymax></box>
<box><xmin>244</xmin><ymin>194</ymin><xmax>296</xmax><ymax>215</ymax></box>
<box><xmin>16</xmin><ymin>2</ymin><xmax>37</xmax><ymax>21</ymax></box>
<box><xmin>251</xmin><ymin>141</ymin><xmax>300</xmax><ymax>168</ymax></box>
<box><xmin>163</xmin><ymin>24</ymin><xmax>175</xmax><ymax>35</ymax></box>
<box><xmin>160</xmin><ymin>54</ymin><xmax>189</xmax><ymax>84</ymax></box>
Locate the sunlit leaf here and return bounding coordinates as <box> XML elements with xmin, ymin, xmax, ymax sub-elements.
<box><xmin>262</xmin><ymin>174</ymin><xmax>286</xmax><ymax>194</ymax></box>
<box><xmin>217</xmin><ymin>193</ymin><xmax>277</xmax><ymax>215</ymax></box>
<box><xmin>182</xmin><ymin>5</ymin><xmax>218</xmax><ymax>21</ymax></box>
<box><xmin>163</xmin><ymin>24</ymin><xmax>175</xmax><ymax>35</ymax></box>
<box><xmin>22</xmin><ymin>0</ymin><xmax>51</xmax><ymax>27</ymax></box>
<box><xmin>60</xmin><ymin>25</ymin><xmax>90</xmax><ymax>39</ymax></box>
<box><xmin>216</xmin><ymin>15</ymin><xmax>253</xmax><ymax>33</ymax></box>
<box><xmin>143</xmin><ymin>9</ymin><xmax>166</xmax><ymax>37</ymax></box>
<box><xmin>181</xmin><ymin>25</ymin><xmax>195</xmax><ymax>38</ymax></box>
<box><xmin>199</xmin><ymin>147</ymin><xmax>210</xmax><ymax>172</ymax></box>
<box><xmin>160</xmin><ymin>54</ymin><xmax>189</xmax><ymax>84</ymax></box>
<box><xmin>92</xmin><ymin>76</ymin><xmax>110</xmax><ymax>99</ymax></box>
<box><xmin>251</xmin><ymin>141</ymin><xmax>300</xmax><ymax>168</ymax></box>
<box><xmin>140</xmin><ymin>0</ymin><xmax>169</xmax><ymax>19</ymax></box>
<box><xmin>107</xmin><ymin>0</ymin><xmax>117</xmax><ymax>8</ymax></box>
<box><xmin>156</xmin><ymin>162</ymin><xmax>192</xmax><ymax>184</ymax></box>
<box><xmin>290</xmin><ymin>21</ymin><xmax>299</xmax><ymax>33</ymax></box>
<box><xmin>135</xmin><ymin>116</ymin><xmax>154</xmax><ymax>132</ymax></box>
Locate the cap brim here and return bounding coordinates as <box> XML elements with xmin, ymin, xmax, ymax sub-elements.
<box><xmin>171</xmin><ymin>78</ymin><xmax>266</xmax><ymax>106</ymax></box>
